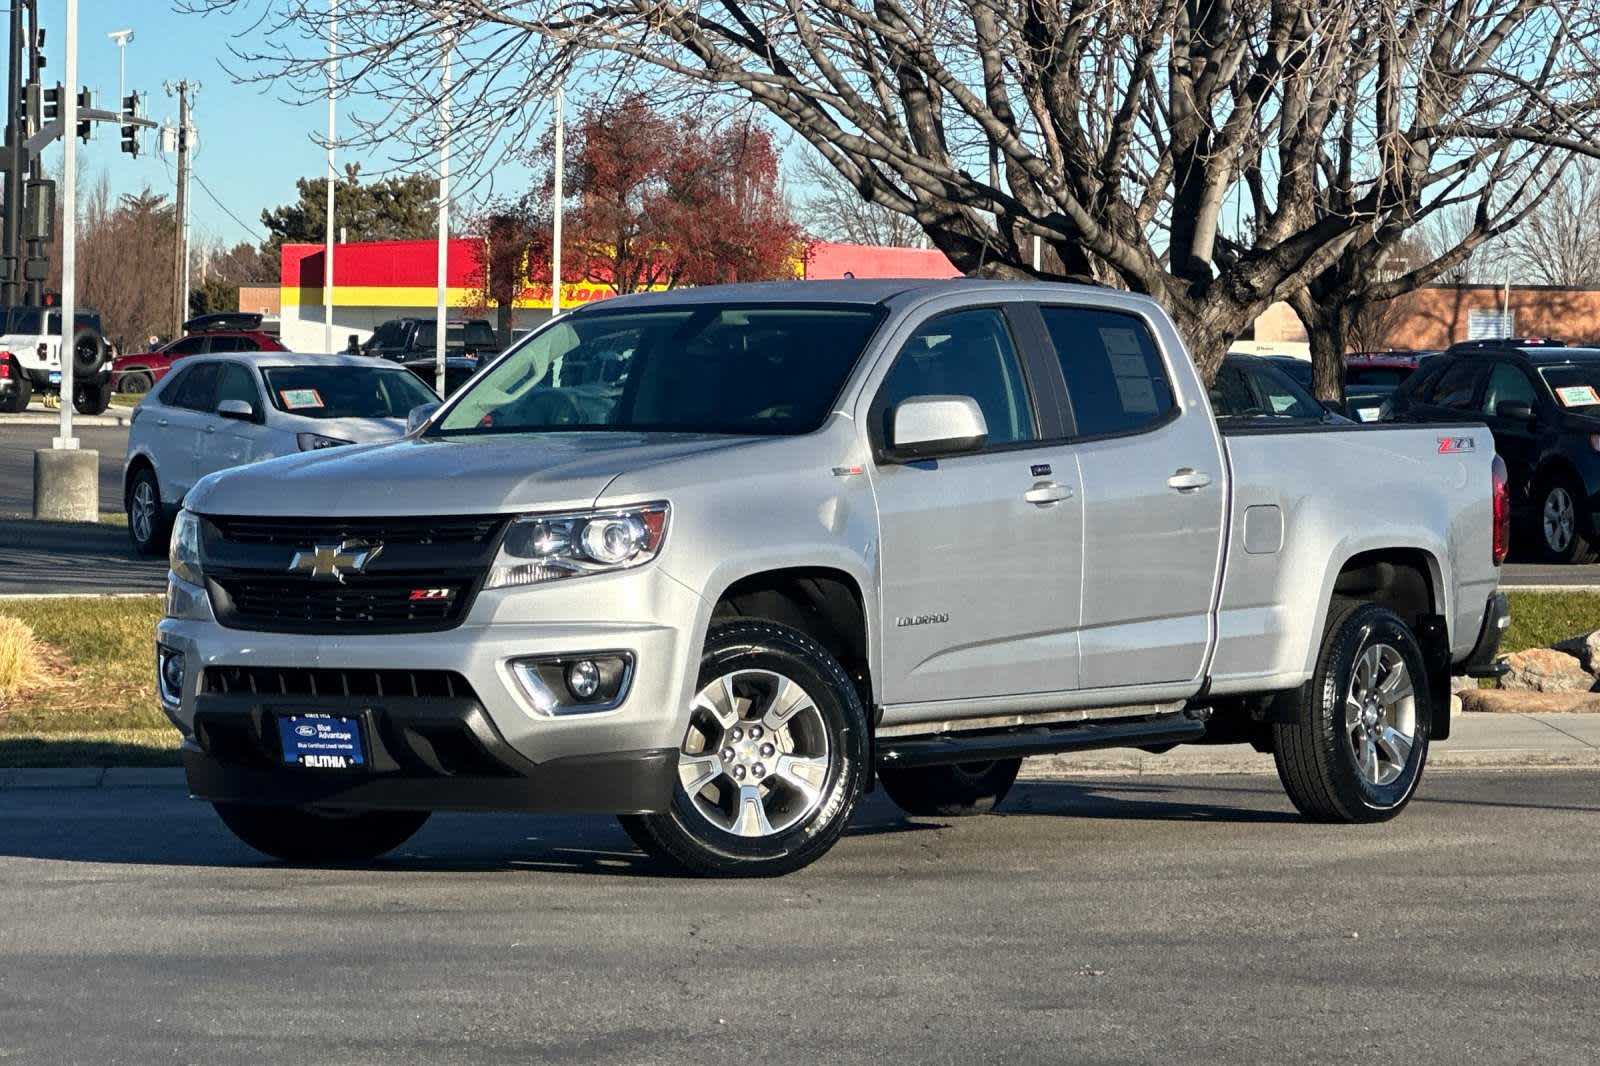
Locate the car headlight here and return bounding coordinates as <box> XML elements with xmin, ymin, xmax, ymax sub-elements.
<box><xmin>169</xmin><ymin>509</ymin><xmax>204</xmax><ymax>586</ymax></box>
<box><xmin>487</xmin><ymin>504</ymin><xmax>669</xmax><ymax>589</ymax></box>
<box><xmin>298</xmin><ymin>432</ymin><xmax>353</xmax><ymax>451</ymax></box>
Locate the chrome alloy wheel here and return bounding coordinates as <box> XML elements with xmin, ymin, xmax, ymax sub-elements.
<box><xmin>131</xmin><ymin>480</ymin><xmax>157</xmax><ymax>546</ymax></box>
<box><xmin>1544</xmin><ymin>486</ymin><xmax>1577</xmax><ymax>553</ymax></box>
<box><xmin>677</xmin><ymin>669</ymin><xmax>832</xmax><ymax>838</ymax></box>
<box><xmin>1345</xmin><ymin>642</ymin><xmax>1416</xmax><ymax>787</ymax></box>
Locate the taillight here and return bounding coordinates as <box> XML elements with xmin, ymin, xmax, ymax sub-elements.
<box><xmin>1492</xmin><ymin>454</ymin><xmax>1510</xmax><ymax>566</ymax></box>
<box><xmin>0</xmin><ymin>360</ymin><xmax>9</xmax><ymax>379</ymax></box>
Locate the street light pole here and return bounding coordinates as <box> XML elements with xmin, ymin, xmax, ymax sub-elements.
<box><xmin>434</xmin><ymin>29</ymin><xmax>451</xmax><ymax>397</ymax></box>
<box><xmin>108</xmin><ymin>29</ymin><xmax>133</xmax><ymax>106</ymax></box>
<box><xmin>550</xmin><ymin>84</ymin><xmax>563</xmax><ymax>317</ymax></box>
<box><xmin>324</xmin><ymin>0</ymin><xmax>337</xmax><ymax>352</ymax></box>
<box><xmin>56</xmin><ymin>0</ymin><xmax>79</xmax><ymax>450</ymax></box>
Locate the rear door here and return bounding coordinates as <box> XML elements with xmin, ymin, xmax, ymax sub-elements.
<box><xmin>870</xmin><ymin>305</ymin><xmax>1085</xmax><ymax>705</ymax></box>
<box><xmin>1035</xmin><ymin>303</ymin><xmax>1227</xmax><ymax>689</ymax></box>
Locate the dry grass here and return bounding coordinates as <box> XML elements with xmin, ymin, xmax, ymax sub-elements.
<box><xmin>0</xmin><ymin>616</ymin><xmax>47</xmax><ymax>696</ymax></box>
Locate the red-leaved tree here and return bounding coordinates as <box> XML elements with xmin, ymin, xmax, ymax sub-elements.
<box><xmin>537</xmin><ymin>97</ymin><xmax>806</xmax><ymax>294</ymax></box>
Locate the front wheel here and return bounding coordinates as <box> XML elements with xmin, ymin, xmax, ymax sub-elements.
<box><xmin>879</xmin><ymin>759</ymin><xmax>1022</xmax><ymax>817</ymax></box>
<box><xmin>213</xmin><ymin>803</ymin><xmax>430</xmax><ymax>863</ymax></box>
<box><xmin>1535</xmin><ymin>476</ymin><xmax>1597</xmax><ymax>564</ymax></box>
<box><xmin>619</xmin><ymin>620</ymin><xmax>869</xmax><ymax>877</ymax></box>
<box><xmin>0</xmin><ymin>357</ymin><xmax>30</xmax><ymax>413</ymax></box>
<box><xmin>126</xmin><ymin>467</ymin><xmax>169</xmax><ymax>556</ymax></box>
<box><xmin>1273</xmin><ymin>601</ymin><xmax>1430</xmax><ymax>822</ymax></box>
<box><xmin>73</xmin><ymin>381</ymin><xmax>113</xmax><ymax>415</ymax></box>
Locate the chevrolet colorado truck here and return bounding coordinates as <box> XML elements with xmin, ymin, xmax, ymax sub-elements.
<box><xmin>157</xmin><ymin>280</ymin><xmax>1510</xmax><ymax>876</ymax></box>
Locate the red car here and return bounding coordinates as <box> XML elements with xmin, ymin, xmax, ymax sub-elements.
<box><xmin>111</xmin><ymin>329</ymin><xmax>287</xmax><ymax>394</ymax></box>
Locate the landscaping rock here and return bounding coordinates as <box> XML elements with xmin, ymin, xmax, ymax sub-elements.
<box><xmin>1498</xmin><ymin>648</ymin><xmax>1595</xmax><ymax>693</ymax></box>
<box><xmin>1554</xmin><ymin>630</ymin><xmax>1600</xmax><ymax>675</ymax></box>
<box><xmin>1460</xmin><ymin>689</ymin><xmax>1600</xmax><ymax>714</ymax></box>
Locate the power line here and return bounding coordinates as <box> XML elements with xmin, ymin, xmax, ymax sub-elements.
<box><xmin>192</xmin><ymin>170</ymin><xmax>264</xmax><ymax>243</ymax></box>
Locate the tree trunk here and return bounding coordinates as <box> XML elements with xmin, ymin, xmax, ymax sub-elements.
<box><xmin>495</xmin><ymin>300</ymin><xmax>514</xmax><ymax>348</ymax></box>
<box><xmin>1289</xmin><ymin>289</ymin><xmax>1348</xmax><ymax>405</ymax></box>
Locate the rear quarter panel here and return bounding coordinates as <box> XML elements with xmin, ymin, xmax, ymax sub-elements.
<box><xmin>1208</xmin><ymin>424</ymin><xmax>1497</xmax><ymax>694</ymax></box>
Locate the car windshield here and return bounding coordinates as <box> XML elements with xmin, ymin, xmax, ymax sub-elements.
<box><xmin>1540</xmin><ymin>364</ymin><xmax>1600</xmax><ymax>410</ymax></box>
<box><xmin>262</xmin><ymin>365</ymin><xmax>438</xmax><ymax>419</ymax></box>
<box><xmin>1347</xmin><ymin>366</ymin><xmax>1412</xmax><ymax>388</ymax></box>
<box><xmin>431</xmin><ymin>304</ymin><xmax>884</xmax><ymax>437</ymax></box>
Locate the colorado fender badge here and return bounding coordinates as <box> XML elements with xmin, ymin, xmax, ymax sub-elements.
<box><xmin>1437</xmin><ymin>436</ymin><xmax>1475</xmax><ymax>454</ymax></box>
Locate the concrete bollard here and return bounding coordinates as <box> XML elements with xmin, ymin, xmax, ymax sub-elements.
<box><xmin>33</xmin><ymin>448</ymin><xmax>100</xmax><ymax>523</ymax></box>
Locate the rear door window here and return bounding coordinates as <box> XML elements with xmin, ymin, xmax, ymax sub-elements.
<box><xmin>169</xmin><ymin>362</ymin><xmax>220</xmax><ymax>410</ymax></box>
<box><xmin>1038</xmin><ymin>306</ymin><xmax>1174</xmax><ymax>437</ymax></box>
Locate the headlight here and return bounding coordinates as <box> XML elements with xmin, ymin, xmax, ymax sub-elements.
<box><xmin>486</xmin><ymin>504</ymin><xmax>669</xmax><ymax>589</ymax></box>
<box><xmin>169</xmin><ymin>509</ymin><xmax>204</xmax><ymax>586</ymax></box>
<box><xmin>297</xmin><ymin>432</ymin><xmax>352</xmax><ymax>451</ymax></box>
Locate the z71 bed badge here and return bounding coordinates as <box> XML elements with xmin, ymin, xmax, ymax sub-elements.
<box><xmin>1437</xmin><ymin>437</ymin><xmax>1475</xmax><ymax>454</ymax></box>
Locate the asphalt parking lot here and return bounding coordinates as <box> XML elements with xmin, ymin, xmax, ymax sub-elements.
<box><xmin>2</xmin><ymin>421</ymin><xmax>1599</xmax><ymax>594</ymax></box>
<box><xmin>1</xmin><ymin>771</ymin><xmax>1596</xmax><ymax>1065</ymax></box>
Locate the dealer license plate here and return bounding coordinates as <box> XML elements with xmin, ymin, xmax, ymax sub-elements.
<box><xmin>277</xmin><ymin>713</ymin><xmax>366</xmax><ymax>770</ymax></box>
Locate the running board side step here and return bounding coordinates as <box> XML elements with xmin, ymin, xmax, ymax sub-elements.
<box><xmin>876</xmin><ymin>711</ymin><xmax>1208</xmax><ymax>769</ymax></box>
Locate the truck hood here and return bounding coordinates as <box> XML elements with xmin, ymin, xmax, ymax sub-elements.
<box><xmin>185</xmin><ymin>431</ymin><xmax>756</xmax><ymax>517</ymax></box>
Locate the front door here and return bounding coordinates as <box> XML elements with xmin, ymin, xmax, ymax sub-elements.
<box><xmin>196</xmin><ymin>361</ymin><xmax>268</xmax><ymax>479</ymax></box>
<box><xmin>1035</xmin><ymin>304</ymin><xmax>1227</xmax><ymax>689</ymax></box>
<box><xmin>871</xmin><ymin>306</ymin><xmax>1083</xmax><ymax>706</ymax></box>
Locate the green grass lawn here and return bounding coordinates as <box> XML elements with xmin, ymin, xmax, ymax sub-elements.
<box><xmin>0</xmin><ymin>590</ymin><xmax>1595</xmax><ymax>768</ymax></box>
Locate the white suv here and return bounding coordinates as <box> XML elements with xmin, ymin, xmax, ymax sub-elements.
<box><xmin>0</xmin><ymin>306</ymin><xmax>111</xmax><ymax>414</ymax></box>
<box><xmin>122</xmin><ymin>352</ymin><xmax>439</xmax><ymax>554</ymax></box>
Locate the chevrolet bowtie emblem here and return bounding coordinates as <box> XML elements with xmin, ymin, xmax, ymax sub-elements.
<box><xmin>287</xmin><ymin>540</ymin><xmax>384</xmax><ymax>582</ymax></box>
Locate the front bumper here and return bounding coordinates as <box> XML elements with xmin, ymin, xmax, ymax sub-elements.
<box><xmin>159</xmin><ymin>566</ymin><xmax>709</xmax><ymax>813</ymax></box>
<box><xmin>1459</xmin><ymin>590</ymin><xmax>1510</xmax><ymax>679</ymax></box>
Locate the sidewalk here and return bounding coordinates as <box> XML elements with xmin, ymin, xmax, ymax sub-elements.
<box><xmin>2</xmin><ymin>714</ymin><xmax>1597</xmax><ymax>788</ymax></box>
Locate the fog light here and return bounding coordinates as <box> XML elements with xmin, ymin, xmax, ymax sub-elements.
<box><xmin>157</xmin><ymin>647</ymin><xmax>185</xmax><ymax>707</ymax></box>
<box><xmin>565</xmin><ymin>659</ymin><xmax>601</xmax><ymax>700</ymax></box>
<box><xmin>509</xmin><ymin>653</ymin><xmax>633</xmax><ymax>716</ymax></box>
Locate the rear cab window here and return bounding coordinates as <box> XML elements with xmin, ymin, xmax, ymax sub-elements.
<box><xmin>1037</xmin><ymin>306</ymin><xmax>1174</xmax><ymax>437</ymax></box>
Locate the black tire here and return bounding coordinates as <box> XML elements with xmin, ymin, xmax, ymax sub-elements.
<box><xmin>73</xmin><ymin>380</ymin><xmax>113</xmax><ymax>415</ymax></box>
<box><xmin>879</xmin><ymin>759</ymin><xmax>1022</xmax><ymax>817</ymax></box>
<box><xmin>1273</xmin><ymin>601</ymin><xmax>1430</xmax><ymax>823</ymax></box>
<box><xmin>117</xmin><ymin>369</ymin><xmax>153</xmax><ymax>394</ymax></box>
<box><xmin>125</xmin><ymin>466</ymin><xmax>170</xmax><ymax>556</ymax></box>
<box><xmin>213</xmin><ymin>803</ymin><xmax>430</xmax><ymax>863</ymax></box>
<box><xmin>1533</xmin><ymin>473</ymin><xmax>1598</xmax><ymax>564</ymax></box>
<box><xmin>618</xmin><ymin>620</ymin><xmax>869</xmax><ymax>877</ymax></box>
<box><xmin>0</xmin><ymin>356</ymin><xmax>31</xmax><ymax>413</ymax></box>
<box><xmin>72</xmin><ymin>327</ymin><xmax>106</xmax><ymax>379</ymax></box>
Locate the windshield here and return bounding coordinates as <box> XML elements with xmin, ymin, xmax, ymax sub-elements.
<box><xmin>1541</xmin><ymin>364</ymin><xmax>1600</xmax><ymax>410</ymax></box>
<box><xmin>432</xmin><ymin>304</ymin><xmax>884</xmax><ymax>437</ymax></box>
<box><xmin>262</xmin><ymin>365</ymin><xmax>438</xmax><ymax>419</ymax></box>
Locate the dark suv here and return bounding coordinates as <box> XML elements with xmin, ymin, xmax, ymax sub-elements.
<box><xmin>1385</xmin><ymin>338</ymin><xmax>1600</xmax><ymax>562</ymax></box>
<box><xmin>363</xmin><ymin>317</ymin><xmax>499</xmax><ymax>361</ymax></box>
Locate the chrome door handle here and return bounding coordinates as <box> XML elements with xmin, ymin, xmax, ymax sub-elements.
<box><xmin>1168</xmin><ymin>469</ymin><xmax>1211</xmax><ymax>492</ymax></box>
<box><xmin>1024</xmin><ymin>481</ymin><xmax>1073</xmax><ymax>505</ymax></box>
<box><xmin>157</xmin><ymin>418</ymin><xmax>169</xmax><ymax>427</ymax></box>
<box><xmin>204</xmin><ymin>424</ymin><xmax>216</xmax><ymax>434</ymax></box>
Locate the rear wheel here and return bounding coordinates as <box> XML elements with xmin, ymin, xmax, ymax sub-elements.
<box><xmin>0</xmin><ymin>357</ymin><xmax>30</xmax><ymax>414</ymax></box>
<box><xmin>879</xmin><ymin>759</ymin><xmax>1022</xmax><ymax>817</ymax></box>
<box><xmin>619</xmin><ymin>620</ymin><xmax>868</xmax><ymax>877</ymax></box>
<box><xmin>212</xmin><ymin>803</ymin><xmax>430</xmax><ymax>863</ymax></box>
<box><xmin>1535</xmin><ymin>475</ymin><xmax>1597</xmax><ymax>564</ymax></box>
<box><xmin>1273</xmin><ymin>601</ymin><xmax>1430</xmax><ymax>822</ymax></box>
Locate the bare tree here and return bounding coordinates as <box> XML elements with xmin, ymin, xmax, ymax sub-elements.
<box><xmin>1503</xmin><ymin>159</ymin><xmax>1600</xmax><ymax>287</ymax></box>
<box><xmin>793</xmin><ymin>150</ymin><xmax>924</xmax><ymax>248</ymax></box>
<box><xmin>185</xmin><ymin>0</ymin><xmax>1600</xmax><ymax>381</ymax></box>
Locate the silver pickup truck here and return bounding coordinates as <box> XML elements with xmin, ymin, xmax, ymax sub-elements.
<box><xmin>157</xmin><ymin>280</ymin><xmax>1510</xmax><ymax>876</ymax></box>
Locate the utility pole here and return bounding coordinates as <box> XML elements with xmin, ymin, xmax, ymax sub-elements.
<box><xmin>169</xmin><ymin>81</ymin><xmax>192</xmax><ymax>335</ymax></box>
<box><xmin>3</xmin><ymin>0</ymin><xmax>29</xmax><ymax>307</ymax></box>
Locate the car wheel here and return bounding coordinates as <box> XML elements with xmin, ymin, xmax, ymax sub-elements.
<box><xmin>118</xmin><ymin>370</ymin><xmax>152</xmax><ymax>394</ymax></box>
<box><xmin>879</xmin><ymin>759</ymin><xmax>1022</xmax><ymax>817</ymax></box>
<box><xmin>212</xmin><ymin>803</ymin><xmax>430</xmax><ymax>863</ymax></box>
<box><xmin>1273</xmin><ymin>601</ymin><xmax>1430</xmax><ymax>823</ymax></box>
<box><xmin>618</xmin><ymin>620</ymin><xmax>869</xmax><ymax>877</ymax></box>
<box><xmin>1535</xmin><ymin>475</ymin><xmax>1598</xmax><ymax>564</ymax></box>
<box><xmin>126</xmin><ymin>467</ymin><xmax>170</xmax><ymax>556</ymax></box>
<box><xmin>72</xmin><ymin>381</ymin><xmax>113</xmax><ymax>415</ymax></box>
<box><xmin>0</xmin><ymin>357</ymin><xmax>30</xmax><ymax>413</ymax></box>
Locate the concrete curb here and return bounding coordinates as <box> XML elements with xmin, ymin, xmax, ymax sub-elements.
<box><xmin>6</xmin><ymin>411</ymin><xmax>131</xmax><ymax>427</ymax></box>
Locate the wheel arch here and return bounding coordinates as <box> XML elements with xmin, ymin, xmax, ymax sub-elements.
<box><xmin>123</xmin><ymin>452</ymin><xmax>158</xmax><ymax>509</ymax></box>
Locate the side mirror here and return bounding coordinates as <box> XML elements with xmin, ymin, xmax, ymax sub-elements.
<box><xmin>406</xmin><ymin>401</ymin><xmax>441</xmax><ymax>434</ymax></box>
<box><xmin>1495</xmin><ymin>400</ymin><xmax>1535</xmax><ymax>422</ymax></box>
<box><xmin>216</xmin><ymin>398</ymin><xmax>257</xmax><ymax>422</ymax></box>
<box><xmin>886</xmin><ymin>395</ymin><xmax>988</xmax><ymax>461</ymax></box>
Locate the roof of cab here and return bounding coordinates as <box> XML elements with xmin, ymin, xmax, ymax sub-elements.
<box><xmin>574</xmin><ymin>277</ymin><xmax>1114</xmax><ymax>311</ymax></box>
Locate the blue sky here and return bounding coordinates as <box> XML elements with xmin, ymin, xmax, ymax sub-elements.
<box><xmin>34</xmin><ymin>4</ymin><xmax>421</xmax><ymax>252</ymax></box>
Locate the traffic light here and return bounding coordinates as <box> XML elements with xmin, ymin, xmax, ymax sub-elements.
<box><xmin>75</xmin><ymin>87</ymin><xmax>93</xmax><ymax>143</ymax></box>
<box><xmin>21</xmin><ymin>84</ymin><xmax>40</xmax><ymax>131</ymax></box>
<box><xmin>41</xmin><ymin>83</ymin><xmax>62</xmax><ymax>121</ymax></box>
<box><xmin>119</xmin><ymin>93</ymin><xmax>141</xmax><ymax>156</ymax></box>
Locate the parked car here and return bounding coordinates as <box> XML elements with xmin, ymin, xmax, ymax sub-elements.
<box><xmin>1211</xmin><ymin>354</ymin><xmax>1352</xmax><ymax>425</ymax></box>
<box><xmin>110</xmin><ymin>328</ymin><xmax>288</xmax><ymax>395</ymax></box>
<box><xmin>363</xmin><ymin>317</ymin><xmax>499</xmax><ymax>361</ymax></box>
<box><xmin>1343</xmin><ymin>351</ymin><xmax>1434</xmax><ymax>422</ymax></box>
<box><xmin>398</xmin><ymin>353</ymin><xmax>481</xmax><ymax>397</ymax></box>
<box><xmin>156</xmin><ymin>279</ymin><xmax>1508</xmax><ymax>876</ymax></box>
<box><xmin>1385</xmin><ymin>338</ymin><xmax>1600</xmax><ymax>563</ymax></box>
<box><xmin>0</xmin><ymin>305</ymin><xmax>111</xmax><ymax>414</ymax></box>
<box><xmin>122</xmin><ymin>352</ymin><xmax>438</xmax><ymax>555</ymax></box>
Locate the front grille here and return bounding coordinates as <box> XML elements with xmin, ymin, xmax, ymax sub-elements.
<box><xmin>208</xmin><ymin>514</ymin><xmax>502</xmax><ymax>548</ymax></box>
<box><xmin>202</xmin><ymin>665</ymin><xmax>473</xmax><ymax>700</ymax></box>
<box><xmin>212</xmin><ymin>577</ymin><xmax>472</xmax><ymax>631</ymax></box>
